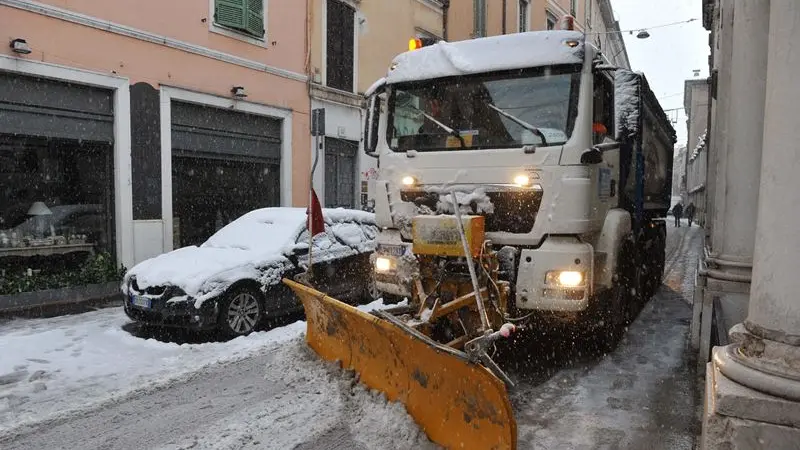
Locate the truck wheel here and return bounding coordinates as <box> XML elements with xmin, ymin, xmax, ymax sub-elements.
<box><xmin>598</xmin><ymin>240</ymin><xmax>635</xmax><ymax>350</ymax></box>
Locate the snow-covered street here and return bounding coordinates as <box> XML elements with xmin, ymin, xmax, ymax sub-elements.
<box><xmin>0</xmin><ymin>224</ymin><xmax>702</xmax><ymax>449</ymax></box>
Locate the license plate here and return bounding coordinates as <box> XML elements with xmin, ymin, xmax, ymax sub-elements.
<box><xmin>131</xmin><ymin>296</ymin><xmax>151</xmax><ymax>308</ymax></box>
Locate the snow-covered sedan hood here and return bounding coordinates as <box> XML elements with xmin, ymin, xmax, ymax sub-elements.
<box><xmin>123</xmin><ymin>246</ymin><xmax>289</xmax><ymax>307</ymax></box>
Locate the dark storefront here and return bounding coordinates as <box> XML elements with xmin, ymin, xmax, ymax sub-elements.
<box><xmin>0</xmin><ymin>72</ymin><xmax>116</xmax><ymax>296</ymax></box>
<box><xmin>170</xmin><ymin>101</ymin><xmax>282</xmax><ymax>248</ymax></box>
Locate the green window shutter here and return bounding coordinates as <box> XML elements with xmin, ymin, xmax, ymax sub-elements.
<box><xmin>246</xmin><ymin>0</ymin><xmax>265</xmax><ymax>38</ymax></box>
<box><xmin>216</xmin><ymin>0</ymin><xmax>246</xmax><ymax>29</ymax></box>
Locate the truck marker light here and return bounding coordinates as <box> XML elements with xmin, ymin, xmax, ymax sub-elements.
<box><xmin>375</xmin><ymin>256</ymin><xmax>392</xmax><ymax>272</ymax></box>
<box><xmin>513</xmin><ymin>174</ymin><xmax>531</xmax><ymax>187</ymax></box>
<box><xmin>401</xmin><ymin>176</ymin><xmax>417</xmax><ymax>187</ymax></box>
<box><xmin>409</xmin><ymin>38</ymin><xmax>423</xmax><ymax>51</ymax></box>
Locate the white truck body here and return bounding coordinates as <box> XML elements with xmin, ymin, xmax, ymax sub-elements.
<box><xmin>363</xmin><ymin>30</ymin><xmax>675</xmax><ymax>321</ymax></box>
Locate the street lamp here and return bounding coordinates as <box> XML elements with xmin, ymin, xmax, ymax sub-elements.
<box><xmin>636</xmin><ymin>30</ymin><xmax>650</xmax><ymax>39</ymax></box>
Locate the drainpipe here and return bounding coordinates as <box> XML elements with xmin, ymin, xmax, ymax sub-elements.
<box><xmin>442</xmin><ymin>0</ymin><xmax>450</xmax><ymax>40</ymax></box>
<box><xmin>502</xmin><ymin>0</ymin><xmax>507</xmax><ymax>34</ymax></box>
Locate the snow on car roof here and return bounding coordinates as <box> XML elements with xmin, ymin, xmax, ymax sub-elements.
<box><xmin>202</xmin><ymin>207</ymin><xmax>375</xmax><ymax>253</ymax></box>
<box><xmin>385</xmin><ymin>30</ymin><xmax>585</xmax><ymax>85</ymax></box>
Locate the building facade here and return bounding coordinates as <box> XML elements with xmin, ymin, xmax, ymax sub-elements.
<box><xmin>684</xmin><ymin>77</ymin><xmax>710</xmax><ymax>225</ymax></box>
<box><xmin>304</xmin><ymin>0</ymin><xmax>631</xmax><ymax>213</ymax></box>
<box><xmin>0</xmin><ymin>0</ymin><xmax>310</xmax><ymax>299</ymax></box>
<box><xmin>697</xmin><ymin>0</ymin><xmax>800</xmax><ymax>447</ymax></box>
<box><xmin>306</xmin><ymin>0</ymin><xmax>443</xmax><ymax>211</ymax></box>
<box><xmin>447</xmin><ymin>0</ymin><xmax>629</xmax><ymax>67</ymax></box>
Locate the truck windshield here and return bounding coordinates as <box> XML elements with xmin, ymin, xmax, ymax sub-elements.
<box><xmin>387</xmin><ymin>65</ymin><xmax>581</xmax><ymax>152</ymax></box>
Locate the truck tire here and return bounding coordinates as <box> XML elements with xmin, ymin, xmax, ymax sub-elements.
<box><xmin>597</xmin><ymin>239</ymin><xmax>635</xmax><ymax>350</ymax></box>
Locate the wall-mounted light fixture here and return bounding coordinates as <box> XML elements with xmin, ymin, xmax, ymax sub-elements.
<box><xmin>231</xmin><ymin>86</ymin><xmax>247</xmax><ymax>99</ymax></box>
<box><xmin>10</xmin><ymin>38</ymin><xmax>32</xmax><ymax>55</ymax></box>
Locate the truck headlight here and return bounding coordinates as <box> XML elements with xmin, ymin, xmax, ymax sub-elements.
<box><xmin>401</xmin><ymin>176</ymin><xmax>417</xmax><ymax>187</ymax></box>
<box><xmin>513</xmin><ymin>174</ymin><xmax>531</xmax><ymax>187</ymax></box>
<box><xmin>375</xmin><ymin>256</ymin><xmax>393</xmax><ymax>273</ymax></box>
<box><xmin>545</xmin><ymin>271</ymin><xmax>584</xmax><ymax>287</ymax></box>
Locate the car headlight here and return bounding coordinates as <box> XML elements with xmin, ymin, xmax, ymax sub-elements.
<box><xmin>545</xmin><ymin>270</ymin><xmax>584</xmax><ymax>287</ymax></box>
<box><xmin>375</xmin><ymin>256</ymin><xmax>393</xmax><ymax>273</ymax></box>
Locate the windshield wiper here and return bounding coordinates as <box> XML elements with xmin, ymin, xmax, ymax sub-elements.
<box><xmin>406</xmin><ymin>103</ymin><xmax>466</xmax><ymax>148</ymax></box>
<box><xmin>487</xmin><ymin>103</ymin><xmax>549</xmax><ymax>147</ymax></box>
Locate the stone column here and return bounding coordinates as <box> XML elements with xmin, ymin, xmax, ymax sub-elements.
<box><xmin>701</xmin><ymin>0</ymin><xmax>770</xmax><ymax>349</ymax></box>
<box><xmin>706</xmin><ymin>0</ymin><xmax>734</xmax><ymax>253</ymax></box>
<box><xmin>703</xmin><ymin>1</ymin><xmax>800</xmax><ymax>448</ymax></box>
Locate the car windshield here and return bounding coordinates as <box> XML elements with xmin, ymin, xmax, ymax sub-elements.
<box><xmin>387</xmin><ymin>64</ymin><xmax>581</xmax><ymax>152</ymax></box>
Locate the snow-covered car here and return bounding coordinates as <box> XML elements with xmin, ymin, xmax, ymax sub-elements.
<box><xmin>121</xmin><ymin>207</ymin><xmax>378</xmax><ymax>336</ymax></box>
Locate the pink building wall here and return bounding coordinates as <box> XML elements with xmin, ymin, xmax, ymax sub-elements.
<box><xmin>0</xmin><ymin>0</ymin><xmax>312</xmax><ymax>206</ymax></box>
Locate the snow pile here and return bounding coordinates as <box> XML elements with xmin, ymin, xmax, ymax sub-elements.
<box><xmin>0</xmin><ymin>296</ymin><xmax>397</xmax><ymax>436</ymax></box>
<box><xmin>689</xmin><ymin>130</ymin><xmax>707</xmax><ymax>161</ymax></box>
<box><xmin>614</xmin><ymin>69</ymin><xmax>643</xmax><ymax>141</ymax></box>
<box><xmin>436</xmin><ymin>188</ymin><xmax>495</xmax><ymax>215</ymax></box>
<box><xmin>387</xmin><ymin>30</ymin><xmax>585</xmax><ymax>84</ymax></box>
<box><xmin>160</xmin><ymin>339</ymin><xmax>438</xmax><ymax>450</ymax></box>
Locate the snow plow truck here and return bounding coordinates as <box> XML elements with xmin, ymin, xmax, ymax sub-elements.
<box><xmin>284</xmin><ymin>26</ymin><xmax>676</xmax><ymax>450</ymax></box>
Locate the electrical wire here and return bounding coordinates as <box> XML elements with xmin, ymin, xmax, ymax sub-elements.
<box><xmin>584</xmin><ymin>17</ymin><xmax>699</xmax><ymax>37</ymax></box>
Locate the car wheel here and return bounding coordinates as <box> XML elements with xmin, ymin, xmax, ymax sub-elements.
<box><xmin>219</xmin><ymin>286</ymin><xmax>264</xmax><ymax>337</ymax></box>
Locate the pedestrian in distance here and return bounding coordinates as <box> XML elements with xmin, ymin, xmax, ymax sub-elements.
<box><xmin>685</xmin><ymin>202</ymin><xmax>696</xmax><ymax>227</ymax></box>
<box><xmin>672</xmin><ymin>202</ymin><xmax>683</xmax><ymax>227</ymax></box>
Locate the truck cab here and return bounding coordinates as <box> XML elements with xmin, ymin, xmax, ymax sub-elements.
<box><xmin>363</xmin><ymin>30</ymin><xmax>675</xmax><ymax>328</ymax></box>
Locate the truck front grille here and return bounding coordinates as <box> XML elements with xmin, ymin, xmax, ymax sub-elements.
<box><xmin>400</xmin><ymin>188</ymin><xmax>542</xmax><ymax>234</ymax></box>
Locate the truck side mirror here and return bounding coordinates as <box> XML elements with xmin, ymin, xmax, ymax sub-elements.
<box><xmin>581</xmin><ymin>148</ymin><xmax>603</xmax><ymax>164</ymax></box>
<box><xmin>580</xmin><ymin>142</ymin><xmax>621</xmax><ymax>165</ymax></box>
<box><xmin>364</xmin><ymin>94</ymin><xmax>380</xmax><ymax>157</ymax></box>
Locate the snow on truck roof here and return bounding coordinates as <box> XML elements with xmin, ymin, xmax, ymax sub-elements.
<box><xmin>385</xmin><ymin>30</ymin><xmax>586</xmax><ymax>84</ymax></box>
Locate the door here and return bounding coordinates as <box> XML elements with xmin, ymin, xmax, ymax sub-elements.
<box><xmin>171</xmin><ymin>101</ymin><xmax>281</xmax><ymax>248</ymax></box>
<box><xmin>324</xmin><ymin>138</ymin><xmax>358</xmax><ymax>209</ymax></box>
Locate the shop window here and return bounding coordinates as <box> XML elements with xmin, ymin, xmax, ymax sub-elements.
<box><xmin>519</xmin><ymin>0</ymin><xmax>529</xmax><ymax>32</ymax></box>
<box><xmin>473</xmin><ymin>0</ymin><xmax>487</xmax><ymax>37</ymax></box>
<box><xmin>326</xmin><ymin>0</ymin><xmax>355</xmax><ymax>92</ymax></box>
<box><xmin>546</xmin><ymin>10</ymin><xmax>558</xmax><ymax>30</ymax></box>
<box><xmin>214</xmin><ymin>0</ymin><xmax>265</xmax><ymax>39</ymax></box>
<box><xmin>0</xmin><ymin>135</ymin><xmax>115</xmax><ymax>294</ymax></box>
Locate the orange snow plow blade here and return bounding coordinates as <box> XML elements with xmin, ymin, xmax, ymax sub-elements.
<box><xmin>283</xmin><ymin>278</ymin><xmax>516</xmax><ymax>450</ymax></box>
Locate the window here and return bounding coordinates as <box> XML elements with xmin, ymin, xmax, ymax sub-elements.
<box><xmin>593</xmin><ymin>73</ymin><xmax>615</xmax><ymax>144</ymax></box>
<box><xmin>387</xmin><ymin>65</ymin><xmax>583</xmax><ymax>152</ymax></box>
<box><xmin>0</xmin><ymin>135</ymin><xmax>114</xmax><ymax>288</ymax></box>
<box><xmin>214</xmin><ymin>0</ymin><xmax>265</xmax><ymax>39</ymax></box>
<box><xmin>324</xmin><ymin>138</ymin><xmax>358</xmax><ymax>208</ymax></box>
<box><xmin>546</xmin><ymin>11</ymin><xmax>558</xmax><ymax>30</ymax></box>
<box><xmin>473</xmin><ymin>0</ymin><xmax>487</xmax><ymax>38</ymax></box>
<box><xmin>519</xmin><ymin>0</ymin><xmax>530</xmax><ymax>32</ymax></box>
<box><xmin>326</xmin><ymin>0</ymin><xmax>356</xmax><ymax>92</ymax></box>
<box><xmin>570</xmin><ymin>0</ymin><xmax>577</xmax><ymax>16</ymax></box>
